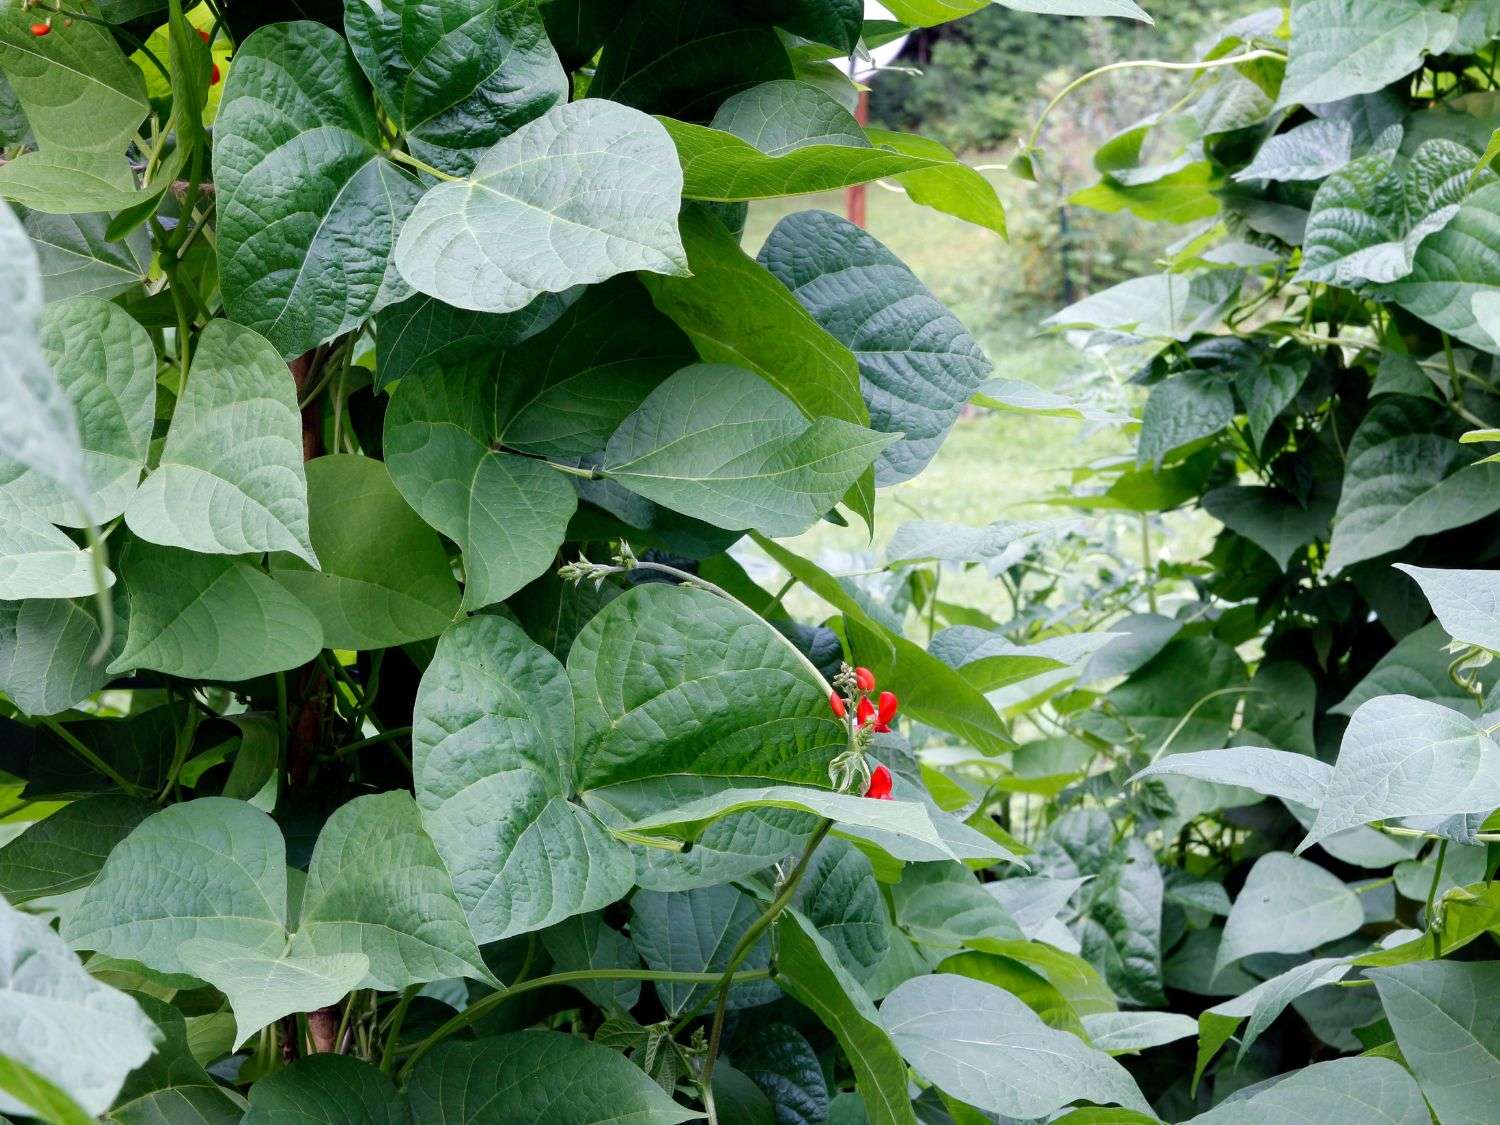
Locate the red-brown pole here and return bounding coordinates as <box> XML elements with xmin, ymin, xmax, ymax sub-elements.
<box><xmin>845</xmin><ymin>90</ymin><xmax>870</xmax><ymax>229</ymax></box>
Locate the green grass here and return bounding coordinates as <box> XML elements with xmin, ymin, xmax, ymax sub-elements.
<box><xmin>738</xmin><ymin>183</ymin><xmax>1133</xmax><ymax>620</ymax></box>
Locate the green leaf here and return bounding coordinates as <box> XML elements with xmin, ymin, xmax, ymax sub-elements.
<box><xmin>1380</xmin><ymin>180</ymin><xmax>1500</xmax><ymax>350</ymax></box>
<box><xmin>881</xmin><ymin>974</ymin><xmax>1151</xmax><ymax>1118</ymax></box>
<box><xmin>752</xmin><ymin>535</ymin><xmax>1013</xmax><ymax>756</ymax></box>
<box><xmin>412</xmin><ymin>613</ymin><xmax>633</xmax><ymax>942</ymax></box>
<box><xmin>1397</xmin><ymin>564</ymin><xmax>1500</xmax><ymax>652</ymax></box>
<box><xmin>111</xmin><ymin>992</ymin><xmax>239</xmax><ymax>1122</ymax></box>
<box><xmin>0</xmin><ymin>9</ymin><xmax>147</xmax><ymax>154</ymax></box>
<box><xmin>608</xmin><ymin>783</ymin><xmax>996</xmax><ymax>864</ymax></box>
<box><xmin>797</xmin><ymin>838</ymin><xmax>889</xmax><ymax>986</ymax></box>
<box><xmin>1081</xmin><ymin>1011</ymin><xmax>1196</xmax><ymax>1054</ymax></box>
<box><xmin>1301</xmin><ymin>695</ymin><xmax>1500</xmax><ymax>849</ymax></box>
<box><xmin>879</xmin><ymin>1</ymin><xmax>1151</xmax><ymax>26</ymax></box>
<box><xmin>776</xmin><ymin>910</ymin><xmax>918</xmax><ymax>1125</ymax></box>
<box><xmin>290</xmin><ymin>790</ymin><xmax>492</xmax><ymax>991</ymax></box>
<box><xmin>1298</xmin><ymin>141</ymin><xmax>1480</xmax><ymax>285</ymax></box>
<box><xmin>1213</xmin><ymin>852</ymin><xmax>1363</xmax><ymax>976</ymax></box>
<box><xmin>345</xmin><ymin>0</ymin><xmax>566</xmax><ymax>177</ymax></box>
<box><xmin>0</xmin><ymin>895</ymin><xmax>159</xmax><ymax>1118</ymax></box>
<box><xmin>269</xmin><ymin>455</ymin><xmax>460</xmax><ymax>650</ymax></box>
<box><xmin>215</xmin><ymin>20</ymin><xmax>423</xmax><ymax>357</ymax></box>
<box><xmin>630</xmin><ymin>885</ymin><xmax>778</xmax><ymax>1015</ymax></box>
<box><xmin>601</xmin><ymin>363</ymin><xmax>893</xmax><ymax>535</ymax></box>
<box><xmin>124</xmin><ymin>321</ymin><xmax>317</xmax><ymax>564</ymax></box>
<box><xmin>373</xmin><ymin>288</ymin><xmax>579</xmax><ymax>391</ymax></box>
<box><xmin>571</xmin><ymin>582</ymin><xmax>844</xmax><ymax>792</ymax></box>
<box><xmin>1325</xmin><ymin>397</ymin><xmax>1500</xmax><ymax>574</ymax></box>
<box><xmin>591</xmin><ymin>0</ymin><xmax>793</xmax><ymax>119</ymax></box>
<box><xmin>1202</xmin><ymin>485</ymin><xmax>1334</xmax><ymax>571</ymax></box>
<box><xmin>0</xmin><ymin>794</ymin><xmax>153</xmax><ymax>903</ymax></box>
<box><xmin>404</xmin><ymin>1031</ymin><xmax>700</xmax><ymax>1124</ymax></box>
<box><xmin>1137</xmin><ymin>373</ymin><xmax>1234</xmax><ymax>467</ymax></box>
<box><xmin>1195</xmin><ymin>957</ymin><xmax>1352</xmax><ymax>1082</ymax></box>
<box><xmin>759</xmin><ymin>210</ymin><xmax>994</xmax><ymax>484</ymax></box>
<box><xmin>1181</xmin><ymin>1057</ymin><xmax>1427</xmax><ymax>1124</ymax></box>
<box><xmin>0</xmin><ymin>596</ymin><xmax>115</xmax><ymax>716</ymax></box>
<box><xmin>1279</xmin><ymin>0</ymin><xmax>1459</xmax><ymax>108</ymax></box>
<box><xmin>1132</xmin><ymin>746</ymin><xmax>1332</xmax><ymax>806</ymax></box>
<box><xmin>1368</xmin><ymin>962</ymin><xmax>1500</xmax><ymax>1125</ymax></box>
<box><xmin>644</xmin><ymin>207</ymin><xmax>868</xmax><ymax>429</ymax></box>
<box><xmin>1035</xmin><ymin>814</ymin><xmax>1165</xmax><ymax>1007</ymax></box>
<box><xmin>971</xmin><ymin>377</ymin><xmax>1133</xmax><ymax>424</ymax></box>
<box><xmin>0</xmin><ymin>203</ymin><xmax>88</xmax><ymax>516</ymax></box>
<box><xmin>729</xmin><ymin>1022</ymin><xmax>829</xmax><ymax>1124</ymax></box>
<box><xmin>865</xmin><ymin>128</ymin><xmax>1007</xmax><ymax>236</ymax></box>
<box><xmin>178</xmin><ymin>939</ymin><xmax>368</xmax><ymax>1050</ymax></box>
<box><xmin>109</xmin><ymin>541</ymin><xmax>324</xmax><ymax>682</ymax></box>
<box><xmin>64</xmin><ymin>797</ymin><xmax>288</xmax><ymax>976</ymax></box>
<box><xmin>0</xmin><ymin>495</ymin><xmax>110</xmax><ymax>600</ymax></box>
<box><xmin>893</xmin><ymin>862</ymin><xmax>1025</xmax><ymax>951</ymax></box>
<box><xmin>1235</xmin><ymin>348</ymin><xmax>1310</xmax><ymax>451</ymax></box>
<box><xmin>1235</xmin><ymin>118</ymin><xmax>1354</xmax><ymax>183</ymax></box>
<box><xmin>395</xmin><ymin>100</ymin><xmax>688</xmax><ymax>313</ymax></box>
<box><xmin>664</xmin><ymin>81</ymin><xmax>996</xmax><ymax>213</ymax></box>
<box><xmin>885</xmin><ymin>519</ymin><xmax>1056</xmax><ymax>570</ymax></box>
<box><xmin>0</xmin><ymin>1055</ymin><xmax>94</xmax><ymax>1125</ymax></box>
<box><xmin>244</xmin><ymin>1055</ymin><xmax>401</xmax><ymax>1125</ymax></box>
<box><xmin>491</xmin><ymin>276</ymin><xmax>696</xmax><ymax>458</ymax></box>
<box><xmin>19</xmin><ymin>208</ymin><xmax>151</xmax><ymax>302</ymax></box>
<box><xmin>0</xmin><ymin>296</ymin><xmax>154</xmax><ymax>529</ymax></box>
<box><xmin>384</xmin><ymin>355</ymin><xmax>578</xmax><ymax>612</ymax></box>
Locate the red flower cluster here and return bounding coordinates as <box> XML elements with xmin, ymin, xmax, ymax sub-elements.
<box><xmin>827</xmin><ymin>666</ymin><xmax>900</xmax><ymax>799</ymax></box>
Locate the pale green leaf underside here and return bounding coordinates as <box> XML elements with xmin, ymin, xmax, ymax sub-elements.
<box><xmin>0</xmin><ymin>896</ymin><xmax>159</xmax><ymax>1118</ymax></box>
<box><xmin>880</xmin><ymin>973</ymin><xmax>1151</xmax><ymax>1118</ymax></box>
<box><xmin>395</xmin><ymin>99</ymin><xmax>689</xmax><ymax>313</ymax></box>
<box><xmin>0</xmin><ymin>296</ymin><xmax>155</xmax><ymax>526</ymax></box>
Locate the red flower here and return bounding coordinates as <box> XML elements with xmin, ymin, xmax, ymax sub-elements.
<box><xmin>874</xmin><ymin>691</ymin><xmax>898</xmax><ymax>733</ymax></box>
<box><xmin>865</xmin><ymin>763</ymin><xmax>893</xmax><ymax>800</ymax></box>
<box><xmin>854</xmin><ymin>666</ymin><xmax>875</xmax><ymax>692</ymax></box>
<box><xmin>198</xmin><ymin>28</ymin><xmax>210</xmax><ymax>42</ymax></box>
<box><xmin>856</xmin><ymin>697</ymin><xmax>875</xmax><ymax>727</ymax></box>
<box><xmin>211</xmin><ymin>62</ymin><xmax>221</xmax><ymax>85</ymax></box>
<box><xmin>828</xmin><ymin>691</ymin><xmax>846</xmax><ymax>718</ymax></box>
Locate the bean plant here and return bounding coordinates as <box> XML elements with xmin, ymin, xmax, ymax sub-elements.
<box><xmin>2</xmin><ymin>0</ymin><xmax>1499</xmax><ymax>1122</ymax></box>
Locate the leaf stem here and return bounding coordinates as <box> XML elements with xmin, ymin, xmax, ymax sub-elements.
<box><xmin>1023</xmin><ymin>50</ymin><xmax>1286</xmax><ymax>155</ymax></box>
<box><xmin>387</xmin><ymin>148</ymin><xmax>461</xmax><ymax>182</ymax></box>
<box><xmin>632</xmin><ymin>559</ymin><xmax>836</xmax><ymax>697</ymax></box>
<box><xmin>332</xmin><ymin>726</ymin><xmax>413</xmax><ymax>758</ymax></box>
<box><xmin>394</xmin><ymin>967</ymin><xmax>773</xmax><ymax>1081</ymax></box>
<box><xmin>1425</xmin><ymin>838</ymin><xmax>1449</xmax><ymax>954</ymax></box>
<box><xmin>379</xmin><ymin>985</ymin><xmax>419</xmax><ymax>1073</ymax></box>
<box><xmin>39</xmin><ymin>718</ymin><xmax>146</xmax><ymax>797</ymax></box>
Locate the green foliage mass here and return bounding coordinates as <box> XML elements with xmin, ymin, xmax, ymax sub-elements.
<box><xmin>3</xmin><ymin>0</ymin><xmax>1500</xmax><ymax>1122</ymax></box>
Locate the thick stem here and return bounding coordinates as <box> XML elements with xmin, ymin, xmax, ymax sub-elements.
<box><xmin>307</xmin><ymin>1005</ymin><xmax>340</xmax><ymax>1054</ymax></box>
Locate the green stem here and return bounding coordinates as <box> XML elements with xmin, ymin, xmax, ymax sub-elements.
<box><xmin>542</xmin><ymin>459</ymin><xmax>604</xmax><ymax>480</ymax></box>
<box><xmin>332</xmin><ymin>726</ymin><xmax>412</xmax><ymax>758</ymax></box>
<box><xmin>1426</xmin><ymin>838</ymin><xmax>1450</xmax><ymax>954</ymax></box>
<box><xmin>687</xmin><ymin>819</ymin><xmax>834</xmax><ymax>1125</ymax></box>
<box><xmin>387</xmin><ymin>148</ymin><xmax>461</xmax><ymax>182</ymax></box>
<box><xmin>40</xmin><ymin>718</ymin><xmax>146</xmax><ymax>797</ymax></box>
<box><xmin>395</xmin><ymin>967</ymin><xmax>773</xmax><ymax>1081</ymax></box>
<box><xmin>1024</xmin><ymin>50</ymin><xmax>1286</xmax><ymax>154</ymax></box>
<box><xmin>379</xmin><ymin>986</ymin><xmax>419</xmax><ymax>1073</ymax></box>
<box><xmin>81</xmin><ymin>520</ymin><xmax>114</xmax><ymax>663</ymax></box>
